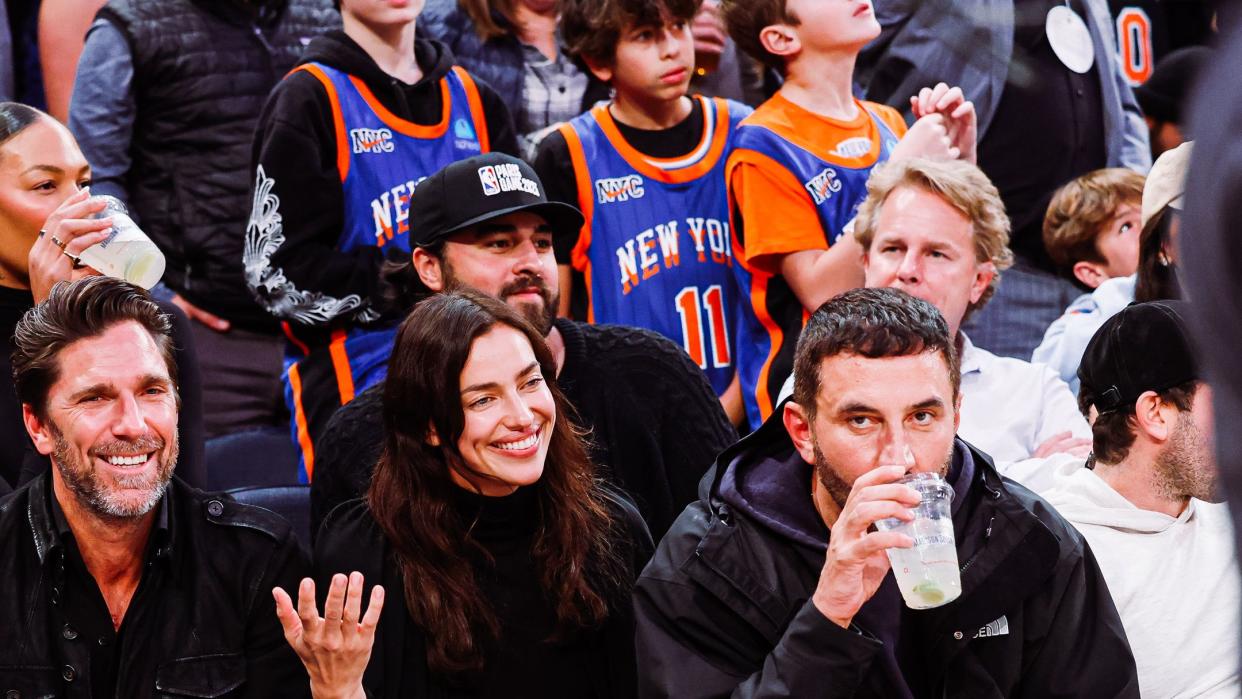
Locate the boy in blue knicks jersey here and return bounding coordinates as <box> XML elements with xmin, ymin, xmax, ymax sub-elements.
<box><xmin>721</xmin><ymin>0</ymin><xmax>979</xmax><ymax>429</ymax></box>
<box><xmin>248</xmin><ymin>0</ymin><xmax>519</xmax><ymax>479</ymax></box>
<box><xmin>536</xmin><ymin>0</ymin><xmax>752</xmax><ymax>424</ymax></box>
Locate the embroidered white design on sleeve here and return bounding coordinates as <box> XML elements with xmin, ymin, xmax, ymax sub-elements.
<box><xmin>244</xmin><ymin>165</ymin><xmax>381</xmax><ymax>325</ymax></box>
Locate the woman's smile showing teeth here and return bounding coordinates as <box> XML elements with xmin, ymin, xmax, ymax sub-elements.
<box><xmin>493</xmin><ymin>426</ymin><xmax>542</xmax><ymax>453</ymax></box>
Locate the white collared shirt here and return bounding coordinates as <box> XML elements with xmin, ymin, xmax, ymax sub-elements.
<box><xmin>957</xmin><ymin>333</ymin><xmax>1091</xmax><ymax>464</ymax></box>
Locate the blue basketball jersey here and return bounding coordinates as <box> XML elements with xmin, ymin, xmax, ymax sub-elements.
<box><xmin>282</xmin><ymin>62</ymin><xmax>490</xmax><ymax>481</ymax></box>
<box><xmin>728</xmin><ymin>103</ymin><xmax>901</xmax><ymax>429</ymax></box>
<box><xmin>560</xmin><ymin>96</ymin><xmax>750</xmax><ymax>395</ymax></box>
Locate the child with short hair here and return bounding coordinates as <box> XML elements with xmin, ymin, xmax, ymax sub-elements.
<box><xmin>1043</xmin><ymin>168</ymin><xmax>1145</xmax><ymax>291</ymax></box>
<box><xmin>248</xmin><ymin>0</ymin><xmax>519</xmax><ymax>479</ymax></box>
<box><xmin>721</xmin><ymin>0</ymin><xmax>975</xmax><ymax>428</ymax></box>
<box><xmin>536</xmin><ymin>0</ymin><xmax>752</xmax><ymax>423</ymax></box>
<box><xmin>1034</xmin><ymin>167</ymin><xmax>1154</xmax><ymax>395</ymax></box>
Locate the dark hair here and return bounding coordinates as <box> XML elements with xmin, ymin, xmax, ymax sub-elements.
<box><xmin>12</xmin><ymin>277</ymin><xmax>178</xmax><ymax>419</ymax></box>
<box><xmin>367</xmin><ymin>290</ymin><xmax>627</xmax><ymax>675</ymax></box>
<box><xmin>459</xmin><ymin>0</ymin><xmax>518</xmax><ymax>40</ymax></box>
<box><xmin>0</xmin><ymin>102</ymin><xmax>47</xmax><ymax>149</ymax></box>
<box><xmin>1080</xmin><ymin>380</ymin><xmax>1198</xmax><ymax>465</ymax></box>
<box><xmin>792</xmin><ymin>288</ymin><xmax>960</xmax><ymax>420</ymax></box>
<box><xmin>722</xmin><ymin>0</ymin><xmax>798</xmax><ymax>73</ymax></box>
<box><xmin>378</xmin><ymin>246</ymin><xmax>441</xmax><ymax>315</ymax></box>
<box><xmin>1134</xmin><ymin>207</ymin><xmax>1182</xmax><ymax>303</ymax></box>
<box><xmin>561</xmin><ymin>0</ymin><xmax>702</xmax><ymax>66</ymax></box>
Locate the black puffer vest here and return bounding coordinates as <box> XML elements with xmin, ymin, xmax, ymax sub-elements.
<box><xmin>98</xmin><ymin>0</ymin><xmax>338</xmax><ymax>329</ymax></box>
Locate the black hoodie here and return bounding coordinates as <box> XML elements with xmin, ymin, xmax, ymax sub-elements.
<box><xmin>634</xmin><ymin>409</ymin><xmax>1140</xmax><ymax>698</ymax></box>
<box><xmin>247</xmin><ymin>31</ymin><xmax>518</xmax><ymax>330</ymax></box>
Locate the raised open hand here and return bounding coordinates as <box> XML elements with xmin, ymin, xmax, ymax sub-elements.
<box><xmin>274</xmin><ymin>572</ymin><xmax>385</xmax><ymax>699</ymax></box>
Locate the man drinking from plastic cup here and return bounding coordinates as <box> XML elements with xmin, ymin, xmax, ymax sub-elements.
<box><xmin>634</xmin><ymin>287</ymin><xmax>1140</xmax><ymax>698</ymax></box>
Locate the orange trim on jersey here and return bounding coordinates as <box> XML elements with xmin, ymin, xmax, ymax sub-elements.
<box><xmin>740</xmin><ymin>94</ymin><xmax>899</xmax><ymax>170</ymax></box>
<box><xmin>725</xmin><ymin>148</ymin><xmax>829</xmax><ymax>273</ymax></box>
<box><xmin>559</xmin><ymin>122</ymin><xmax>600</xmax><ymax>323</ymax></box>
<box><xmin>289</xmin><ymin>362</ymin><xmax>315</xmax><ymax>480</ymax></box>
<box><xmin>292</xmin><ymin>64</ymin><xmax>350</xmax><ymax>182</ymax></box>
<box><xmin>727</xmin><ymin>164</ymin><xmax>783</xmax><ymax>422</ymax></box>
<box><xmin>453</xmin><ymin>67</ymin><xmax>490</xmax><ymax>153</ymax></box>
<box><xmin>592</xmin><ymin>96</ymin><xmax>731</xmax><ymax>184</ymax></box>
<box><xmin>281</xmin><ymin>321</ymin><xmax>311</xmax><ymax>356</ymax></box>
<box><xmin>349</xmin><ymin>74</ymin><xmax>452</xmax><ymax>138</ymax></box>
<box><xmin>747</xmin><ymin>268</ymin><xmax>786</xmax><ymax>421</ymax></box>
<box><xmin>327</xmin><ymin>328</ymin><xmax>356</xmax><ymax>404</ymax></box>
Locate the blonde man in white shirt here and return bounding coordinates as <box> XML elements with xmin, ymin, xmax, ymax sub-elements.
<box><xmin>852</xmin><ymin>158</ymin><xmax>1091</xmax><ymax>463</ymax></box>
<box><xmin>1034</xmin><ymin>300</ymin><xmax>1240</xmax><ymax>699</ymax></box>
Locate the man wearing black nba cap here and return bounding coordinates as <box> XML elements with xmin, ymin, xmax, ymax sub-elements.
<box><xmin>1032</xmin><ymin>300</ymin><xmax>1240</xmax><ymax>698</ymax></box>
<box><xmin>310</xmin><ymin>153</ymin><xmax>736</xmax><ymax>539</ymax></box>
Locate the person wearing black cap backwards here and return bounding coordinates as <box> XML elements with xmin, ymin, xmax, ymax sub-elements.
<box><xmin>1028</xmin><ymin>300</ymin><xmax>1239</xmax><ymax>698</ymax></box>
<box><xmin>310</xmin><ymin>152</ymin><xmax>736</xmax><ymax>541</ymax></box>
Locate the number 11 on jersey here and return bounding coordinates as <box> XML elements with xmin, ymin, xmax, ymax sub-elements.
<box><xmin>675</xmin><ymin>285</ymin><xmax>731</xmax><ymax>369</ymax></box>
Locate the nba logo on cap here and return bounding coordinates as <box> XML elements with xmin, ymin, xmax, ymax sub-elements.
<box><xmin>478</xmin><ymin>166</ymin><xmax>501</xmax><ymax>196</ymax></box>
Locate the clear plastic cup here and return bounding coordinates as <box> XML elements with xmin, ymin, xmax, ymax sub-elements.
<box><xmin>874</xmin><ymin>471</ymin><xmax>961</xmax><ymax>610</ymax></box>
<box><xmin>78</xmin><ymin>195</ymin><xmax>166</xmax><ymax>289</ymax></box>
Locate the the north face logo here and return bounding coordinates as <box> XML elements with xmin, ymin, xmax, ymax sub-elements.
<box><xmin>350</xmin><ymin>127</ymin><xmax>394</xmax><ymax>154</ymax></box>
<box><xmin>973</xmin><ymin>616</ymin><xmax>1010</xmax><ymax>639</ymax></box>
<box><xmin>595</xmin><ymin>175</ymin><xmax>645</xmax><ymax>204</ymax></box>
<box><xmin>804</xmin><ymin>167</ymin><xmax>842</xmax><ymax>205</ymax></box>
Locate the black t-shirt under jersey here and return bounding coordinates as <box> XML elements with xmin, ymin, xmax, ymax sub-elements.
<box><xmin>533</xmin><ymin>98</ymin><xmax>706</xmax><ymax>319</ymax></box>
<box><xmin>533</xmin><ymin>96</ymin><xmax>706</xmax><ymax>265</ymax></box>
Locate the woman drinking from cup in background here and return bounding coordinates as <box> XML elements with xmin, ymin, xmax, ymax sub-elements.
<box><xmin>275</xmin><ymin>290</ymin><xmax>652</xmax><ymax>698</ymax></box>
<box><xmin>0</xmin><ymin>102</ymin><xmax>203</xmax><ymax>490</ymax></box>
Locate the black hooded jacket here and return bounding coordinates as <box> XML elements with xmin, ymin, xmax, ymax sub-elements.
<box><xmin>247</xmin><ymin>31</ymin><xmax>519</xmax><ymax>332</ymax></box>
<box><xmin>634</xmin><ymin>411</ymin><xmax>1141</xmax><ymax>698</ymax></box>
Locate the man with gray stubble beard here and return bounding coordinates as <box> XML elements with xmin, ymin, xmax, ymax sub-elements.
<box><xmin>0</xmin><ymin>276</ymin><xmax>310</xmax><ymax>698</ymax></box>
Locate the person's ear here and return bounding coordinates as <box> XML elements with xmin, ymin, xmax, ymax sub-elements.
<box><xmin>969</xmin><ymin>261</ymin><xmax>996</xmax><ymax>304</ymax></box>
<box><xmin>1072</xmin><ymin>260</ymin><xmax>1107</xmax><ymax>289</ymax></box>
<box><xmin>581</xmin><ymin>54</ymin><xmax>613</xmax><ymax>83</ymax></box>
<box><xmin>22</xmin><ymin>404</ymin><xmax>55</xmax><ymax>456</ymax></box>
<box><xmin>759</xmin><ymin>23</ymin><xmax>800</xmax><ymax>60</ymax></box>
<box><xmin>412</xmin><ymin>248</ymin><xmax>446</xmax><ymax>292</ymax></box>
<box><xmin>1132</xmin><ymin>390</ymin><xmax>1173</xmax><ymax>444</ymax></box>
<box><xmin>783</xmin><ymin>400</ymin><xmax>818</xmax><ymax>464</ymax></box>
<box><xmin>426</xmin><ymin>423</ymin><xmax>441</xmax><ymax>447</ymax></box>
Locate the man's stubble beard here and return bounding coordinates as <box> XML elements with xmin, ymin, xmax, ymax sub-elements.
<box><xmin>440</xmin><ymin>259</ymin><xmax>558</xmax><ymax>335</ymax></box>
<box><xmin>51</xmin><ymin>422</ymin><xmax>178</xmax><ymax>522</ymax></box>
<box><xmin>1154</xmin><ymin>411</ymin><xmax>1221</xmax><ymax>503</ymax></box>
<box><xmin>812</xmin><ymin>438</ymin><xmax>955</xmax><ymax>512</ymax></box>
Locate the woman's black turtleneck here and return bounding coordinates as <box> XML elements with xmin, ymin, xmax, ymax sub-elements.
<box><xmin>429</xmin><ymin>485</ymin><xmax>602</xmax><ymax>698</ymax></box>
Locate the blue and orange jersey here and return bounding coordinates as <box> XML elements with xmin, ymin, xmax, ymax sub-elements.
<box><xmin>559</xmin><ymin>96</ymin><xmax>750</xmax><ymax>395</ymax></box>
<box><xmin>727</xmin><ymin>93</ymin><xmax>906</xmax><ymax>429</ymax></box>
<box><xmin>282</xmin><ymin>61</ymin><xmax>490</xmax><ymax>481</ymax></box>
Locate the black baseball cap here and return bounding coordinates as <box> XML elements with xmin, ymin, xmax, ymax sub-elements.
<box><xmin>409</xmin><ymin>153</ymin><xmax>584</xmax><ymax>248</ymax></box>
<box><xmin>1135</xmin><ymin>46</ymin><xmax>1210</xmax><ymax>125</ymax></box>
<box><xmin>1078</xmin><ymin>300</ymin><xmax>1200</xmax><ymax>414</ymax></box>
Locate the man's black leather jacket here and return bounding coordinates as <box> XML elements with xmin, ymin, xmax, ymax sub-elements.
<box><xmin>0</xmin><ymin>474</ymin><xmax>311</xmax><ymax>698</ymax></box>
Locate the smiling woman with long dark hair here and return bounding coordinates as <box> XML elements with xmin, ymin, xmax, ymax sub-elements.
<box><xmin>281</xmin><ymin>289</ymin><xmax>651</xmax><ymax>698</ymax></box>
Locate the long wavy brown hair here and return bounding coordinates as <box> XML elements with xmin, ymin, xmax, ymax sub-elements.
<box><xmin>368</xmin><ymin>290</ymin><xmax>628</xmax><ymax>675</ymax></box>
